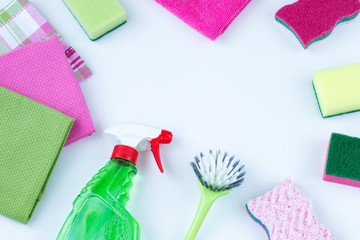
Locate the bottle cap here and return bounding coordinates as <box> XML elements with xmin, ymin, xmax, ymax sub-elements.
<box><xmin>111</xmin><ymin>145</ymin><xmax>139</xmax><ymax>165</ymax></box>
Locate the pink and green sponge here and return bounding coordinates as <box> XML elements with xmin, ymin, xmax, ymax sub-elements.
<box><xmin>323</xmin><ymin>133</ymin><xmax>360</xmax><ymax>188</ymax></box>
<box><xmin>275</xmin><ymin>0</ymin><xmax>360</xmax><ymax>48</ymax></box>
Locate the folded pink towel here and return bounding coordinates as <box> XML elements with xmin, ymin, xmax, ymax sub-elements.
<box><xmin>0</xmin><ymin>37</ymin><xmax>95</xmax><ymax>146</ymax></box>
<box><xmin>155</xmin><ymin>0</ymin><xmax>252</xmax><ymax>40</ymax></box>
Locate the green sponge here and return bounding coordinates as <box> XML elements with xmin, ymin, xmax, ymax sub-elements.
<box><xmin>323</xmin><ymin>133</ymin><xmax>360</xmax><ymax>188</ymax></box>
<box><xmin>63</xmin><ymin>0</ymin><xmax>127</xmax><ymax>40</ymax></box>
<box><xmin>313</xmin><ymin>63</ymin><xmax>360</xmax><ymax>117</ymax></box>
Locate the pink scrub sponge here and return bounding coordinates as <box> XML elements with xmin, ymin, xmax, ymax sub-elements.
<box><xmin>275</xmin><ymin>0</ymin><xmax>360</xmax><ymax>48</ymax></box>
<box><xmin>246</xmin><ymin>179</ymin><xmax>335</xmax><ymax>240</ymax></box>
<box><xmin>323</xmin><ymin>133</ymin><xmax>360</xmax><ymax>188</ymax></box>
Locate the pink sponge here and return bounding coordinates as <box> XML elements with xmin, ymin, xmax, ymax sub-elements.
<box><xmin>275</xmin><ymin>0</ymin><xmax>360</xmax><ymax>48</ymax></box>
<box><xmin>246</xmin><ymin>179</ymin><xmax>335</xmax><ymax>240</ymax></box>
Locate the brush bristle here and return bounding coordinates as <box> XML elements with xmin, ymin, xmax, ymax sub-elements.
<box><xmin>190</xmin><ymin>150</ymin><xmax>246</xmax><ymax>192</ymax></box>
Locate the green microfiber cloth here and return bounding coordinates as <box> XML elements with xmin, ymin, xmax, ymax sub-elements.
<box><xmin>323</xmin><ymin>133</ymin><xmax>360</xmax><ymax>188</ymax></box>
<box><xmin>63</xmin><ymin>0</ymin><xmax>127</xmax><ymax>40</ymax></box>
<box><xmin>0</xmin><ymin>86</ymin><xmax>74</xmax><ymax>224</ymax></box>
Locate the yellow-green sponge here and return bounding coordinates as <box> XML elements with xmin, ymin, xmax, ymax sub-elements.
<box><xmin>313</xmin><ymin>63</ymin><xmax>360</xmax><ymax>117</ymax></box>
<box><xmin>63</xmin><ymin>0</ymin><xmax>127</xmax><ymax>40</ymax></box>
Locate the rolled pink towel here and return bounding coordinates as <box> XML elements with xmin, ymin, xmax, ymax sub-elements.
<box><xmin>246</xmin><ymin>178</ymin><xmax>335</xmax><ymax>240</ymax></box>
<box><xmin>154</xmin><ymin>0</ymin><xmax>252</xmax><ymax>40</ymax></box>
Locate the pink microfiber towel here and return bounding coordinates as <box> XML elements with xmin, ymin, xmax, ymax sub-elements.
<box><xmin>275</xmin><ymin>0</ymin><xmax>360</xmax><ymax>48</ymax></box>
<box><xmin>0</xmin><ymin>37</ymin><xmax>95</xmax><ymax>146</ymax></box>
<box><xmin>246</xmin><ymin>179</ymin><xmax>335</xmax><ymax>240</ymax></box>
<box><xmin>154</xmin><ymin>0</ymin><xmax>252</xmax><ymax>40</ymax></box>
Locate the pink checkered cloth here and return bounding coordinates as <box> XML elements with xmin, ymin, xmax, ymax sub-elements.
<box><xmin>155</xmin><ymin>0</ymin><xmax>252</xmax><ymax>40</ymax></box>
<box><xmin>0</xmin><ymin>37</ymin><xmax>95</xmax><ymax>146</ymax></box>
<box><xmin>0</xmin><ymin>0</ymin><xmax>91</xmax><ymax>81</ymax></box>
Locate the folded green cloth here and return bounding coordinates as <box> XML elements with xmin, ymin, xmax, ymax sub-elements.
<box><xmin>0</xmin><ymin>86</ymin><xmax>74</xmax><ymax>224</ymax></box>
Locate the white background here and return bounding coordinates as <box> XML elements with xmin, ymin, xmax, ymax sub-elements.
<box><xmin>1</xmin><ymin>0</ymin><xmax>360</xmax><ymax>239</ymax></box>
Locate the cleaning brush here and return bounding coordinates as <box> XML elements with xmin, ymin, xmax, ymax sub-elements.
<box><xmin>184</xmin><ymin>150</ymin><xmax>246</xmax><ymax>240</ymax></box>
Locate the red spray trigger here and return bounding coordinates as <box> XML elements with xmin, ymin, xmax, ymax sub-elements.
<box><xmin>150</xmin><ymin>130</ymin><xmax>173</xmax><ymax>173</ymax></box>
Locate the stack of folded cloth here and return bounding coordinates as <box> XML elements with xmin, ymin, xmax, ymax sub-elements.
<box><xmin>0</xmin><ymin>37</ymin><xmax>95</xmax><ymax>146</ymax></box>
<box><xmin>0</xmin><ymin>0</ymin><xmax>92</xmax><ymax>81</ymax></box>
<box><xmin>0</xmin><ymin>0</ymin><xmax>95</xmax><ymax>224</ymax></box>
<box><xmin>154</xmin><ymin>0</ymin><xmax>253</xmax><ymax>40</ymax></box>
<box><xmin>0</xmin><ymin>86</ymin><xmax>74</xmax><ymax>224</ymax></box>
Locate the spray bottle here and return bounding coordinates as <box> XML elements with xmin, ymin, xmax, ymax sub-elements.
<box><xmin>57</xmin><ymin>124</ymin><xmax>172</xmax><ymax>240</ymax></box>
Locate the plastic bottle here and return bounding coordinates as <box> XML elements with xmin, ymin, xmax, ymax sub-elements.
<box><xmin>57</xmin><ymin>124</ymin><xmax>172</xmax><ymax>240</ymax></box>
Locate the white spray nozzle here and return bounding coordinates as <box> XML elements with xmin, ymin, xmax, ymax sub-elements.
<box><xmin>105</xmin><ymin>123</ymin><xmax>173</xmax><ymax>173</ymax></box>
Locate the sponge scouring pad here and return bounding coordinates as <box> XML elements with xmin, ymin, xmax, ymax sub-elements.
<box><xmin>246</xmin><ymin>179</ymin><xmax>335</xmax><ymax>240</ymax></box>
<box><xmin>63</xmin><ymin>0</ymin><xmax>127</xmax><ymax>40</ymax></box>
<box><xmin>323</xmin><ymin>133</ymin><xmax>360</xmax><ymax>188</ymax></box>
<box><xmin>313</xmin><ymin>63</ymin><xmax>360</xmax><ymax>117</ymax></box>
<box><xmin>275</xmin><ymin>0</ymin><xmax>360</xmax><ymax>48</ymax></box>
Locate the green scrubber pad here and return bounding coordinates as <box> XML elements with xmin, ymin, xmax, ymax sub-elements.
<box><xmin>323</xmin><ymin>133</ymin><xmax>360</xmax><ymax>188</ymax></box>
<box><xmin>63</xmin><ymin>0</ymin><xmax>127</xmax><ymax>40</ymax></box>
<box><xmin>313</xmin><ymin>63</ymin><xmax>360</xmax><ymax>117</ymax></box>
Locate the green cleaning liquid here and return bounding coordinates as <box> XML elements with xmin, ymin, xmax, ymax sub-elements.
<box><xmin>57</xmin><ymin>124</ymin><xmax>172</xmax><ymax>240</ymax></box>
<box><xmin>57</xmin><ymin>158</ymin><xmax>140</xmax><ymax>240</ymax></box>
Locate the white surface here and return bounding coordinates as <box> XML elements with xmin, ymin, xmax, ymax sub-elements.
<box><xmin>1</xmin><ymin>0</ymin><xmax>360</xmax><ymax>239</ymax></box>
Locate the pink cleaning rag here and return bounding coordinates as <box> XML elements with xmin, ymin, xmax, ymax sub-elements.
<box><xmin>0</xmin><ymin>37</ymin><xmax>95</xmax><ymax>146</ymax></box>
<box><xmin>154</xmin><ymin>0</ymin><xmax>252</xmax><ymax>40</ymax></box>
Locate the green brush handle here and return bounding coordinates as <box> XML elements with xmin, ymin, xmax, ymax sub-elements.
<box><xmin>184</xmin><ymin>183</ymin><xmax>230</xmax><ymax>240</ymax></box>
